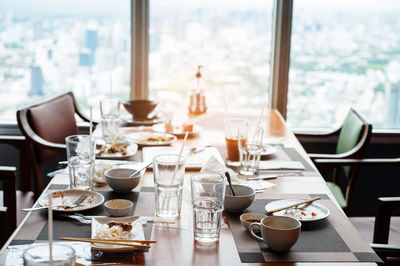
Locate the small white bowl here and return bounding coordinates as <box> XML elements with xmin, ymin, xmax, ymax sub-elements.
<box><xmin>240</xmin><ymin>213</ymin><xmax>267</xmax><ymax>231</ymax></box>
<box><xmin>224</xmin><ymin>185</ymin><xmax>256</xmax><ymax>212</ymax></box>
<box><xmin>104</xmin><ymin>199</ymin><xmax>133</xmax><ymax>217</ymax></box>
<box><xmin>104</xmin><ymin>168</ymin><xmax>141</xmax><ymax>193</ymax></box>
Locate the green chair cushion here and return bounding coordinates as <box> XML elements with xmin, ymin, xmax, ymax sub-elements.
<box><xmin>327</xmin><ymin>182</ymin><xmax>347</xmax><ymax>209</ymax></box>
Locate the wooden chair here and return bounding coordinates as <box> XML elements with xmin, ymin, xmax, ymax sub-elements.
<box><xmin>0</xmin><ymin>167</ymin><xmax>17</xmax><ymax>248</ymax></box>
<box><xmin>296</xmin><ymin>108</ymin><xmax>372</xmax><ymax>215</ymax></box>
<box><xmin>16</xmin><ymin>91</ymin><xmax>93</xmax><ymax>198</ymax></box>
<box><xmin>315</xmin><ymin>158</ymin><xmax>400</xmax><ymax>264</ymax></box>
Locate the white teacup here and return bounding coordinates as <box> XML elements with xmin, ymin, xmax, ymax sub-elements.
<box><xmin>249</xmin><ymin>216</ymin><xmax>301</xmax><ymax>252</ymax></box>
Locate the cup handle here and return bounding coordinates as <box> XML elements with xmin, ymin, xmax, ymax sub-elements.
<box><xmin>249</xmin><ymin>223</ymin><xmax>263</xmax><ymax>241</ymax></box>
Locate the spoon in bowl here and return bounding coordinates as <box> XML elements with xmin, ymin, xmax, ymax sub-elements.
<box><xmin>129</xmin><ymin>161</ymin><xmax>152</xmax><ymax>178</ymax></box>
<box><xmin>225</xmin><ymin>171</ymin><xmax>236</xmax><ymax>196</ymax></box>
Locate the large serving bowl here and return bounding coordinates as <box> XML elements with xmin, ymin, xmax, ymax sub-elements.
<box><xmin>122</xmin><ymin>99</ymin><xmax>158</xmax><ymax>120</ymax></box>
<box><xmin>104</xmin><ymin>168</ymin><xmax>141</xmax><ymax>193</ymax></box>
<box><xmin>224</xmin><ymin>185</ymin><xmax>256</xmax><ymax>212</ymax></box>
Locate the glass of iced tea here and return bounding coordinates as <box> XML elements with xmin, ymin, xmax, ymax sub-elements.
<box><xmin>224</xmin><ymin>118</ymin><xmax>249</xmax><ymax>166</ymax></box>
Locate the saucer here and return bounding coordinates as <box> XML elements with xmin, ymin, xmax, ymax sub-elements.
<box><xmin>123</xmin><ymin>115</ymin><xmax>164</xmax><ymax>126</ymax></box>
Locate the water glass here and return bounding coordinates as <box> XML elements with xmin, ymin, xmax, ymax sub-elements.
<box><xmin>153</xmin><ymin>154</ymin><xmax>185</xmax><ymax>219</ymax></box>
<box><xmin>224</xmin><ymin>118</ymin><xmax>249</xmax><ymax>166</ymax></box>
<box><xmin>191</xmin><ymin>172</ymin><xmax>226</xmax><ymax>243</ymax></box>
<box><xmin>239</xmin><ymin>127</ymin><xmax>263</xmax><ymax>176</ymax></box>
<box><xmin>65</xmin><ymin>135</ymin><xmax>94</xmax><ymax>190</ymax></box>
<box><xmin>100</xmin><ymin>99</ymin><xmax>120</xmax><ymax>144</ymax></box>
<box><xmin>23</xmin><ymin>244</ymin><xmax>75</xmax><ymax>265</ymax></box>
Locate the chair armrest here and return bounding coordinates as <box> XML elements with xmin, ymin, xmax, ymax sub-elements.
<box><xmin>373</xmin><ymin>197</ymin><xmax>400</xmax><ymax>245</ymax></box>
<box><xmin>0</xmin><ymin>136</ymin><xmax>26</xmax><ymax>148</ymax></box>
<box><xmin>314</xmin><ymin>158</ymin><xmax>400</xmax><ymax>167</ymax></box>
<box><xmin>309</xmin><ymin>153</ymin><xmax>348</xmax><ymax>160</ymax></box>
<box><xmin>371</xmin><ymin>243</ymin><xmax>400</xmax><ymax>259</ymax></box>
<box><xmin>295</xmin><ymin>127</ymin><xmax>341</xmax><ymax>139</ymax></box>
<box><xmin>29</xmin><ymin>134</ymin><xmax>66</xmax><ymax>151</ymax></box>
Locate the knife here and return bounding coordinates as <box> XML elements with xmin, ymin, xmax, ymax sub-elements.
<box><xmin>247</xmin><ymin>172</ymin><xmax>297</xmax><ymax>180</ymax></box>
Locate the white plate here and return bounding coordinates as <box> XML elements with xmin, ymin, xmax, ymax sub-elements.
<box><xmin>96</xmin><ymin>143</ymin><xmax>138</xmax><ymax>159</ymax></box>
<box><xmin>91</xmin><ymin>216</ymin><xmax>146</xmax><ymax>252</ymax></box>
<box><xmin>39</xmin><ymin>189</ymin><xmax>104</xmax><ymax>212</ymax></box>
<box><xmin>126</xmin><ymin>132</ymin><xmax>177</xmax><ymax>146</ymax></box>
<box><xmin>261</xmin><ymin>145</ymin><xmax>277</xmax><ymax>156</ymax></box>
<box><xmin>264</xmin><ymin>199</ymin><xmax>330</xmax><ymax>222</ymax></box>
<box><xmin>152</xmin><ymin>123</ymin><xmax>202</xmax><ymax>138</ymax></box>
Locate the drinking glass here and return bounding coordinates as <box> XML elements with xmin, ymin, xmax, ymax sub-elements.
<box><xmin>65</xmin><ymin>135</ymin><xmax>94</xmax><ymax>190</ymax></box>
<box><xmin>191</xmin><ymin>172</ymin><xmax>226</xmax><ymax>243</ymax></box>
<box><xmin>153</xmin><ymin>154</ymin><xmax>185</xmax><ymax>219</ymax></box>
<box><xmin>23</xmin><ymin>244</ymin><xmax>75</xmax><ymax>265</ymax></box>
<box><xmin>100</xmin><ymin>99</ymin><xmax>120</xmax><ymax>144</ymax></box>
<box><xmin>239</xmin><ymin>127</ymin><xmax>263</xmax><ymax>176</ymax></box>
<box><xmin>224</xmin><ymin>118</ymin><xmax>249</xmax><ymax>166</ymax></box>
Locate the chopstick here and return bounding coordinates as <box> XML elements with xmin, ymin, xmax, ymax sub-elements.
<box><xmin>59</xmin><ymin>237</ymin><xmax>156</xmax><ymax>248</ymax></box>
<box><xmin>266</xmin><ymin>196</ymin><xmax>321</xmax><ymax>215</ymax></box>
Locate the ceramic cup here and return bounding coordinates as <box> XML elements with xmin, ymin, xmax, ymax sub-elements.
<box><xmin>249</xmin><ymin>216</ymin><xmax>301</xmax><ymax>252</ymax></box>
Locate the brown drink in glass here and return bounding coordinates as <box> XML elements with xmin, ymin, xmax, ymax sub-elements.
<box><xmin>224</xmin><ymin>118</ymin><xmax>249</xmax><ymax>165</ymax></box>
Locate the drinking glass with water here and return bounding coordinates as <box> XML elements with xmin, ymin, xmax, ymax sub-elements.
<box><xmin>239</xmin><ymin>127</ymin><xmax>264</xmax><ymax>176</ymax></box>
<box><xmin>100</xmin><ymin>99</ymin><xmax>120</xmax><ymax>144</ymax></box>
<box><xmin>191</xmin><ymin>172</ymin><xmax>226</xmax><ymax>243</ymax></box>
<box><xmin>65</xmin><ymin>135</ymin><xmax>95</xmax><ymax>190</ymax></box>
<box><xmin>153</xmin><ymin>154</ymin><xmax>185</xmax><ymax>219</ymax></box>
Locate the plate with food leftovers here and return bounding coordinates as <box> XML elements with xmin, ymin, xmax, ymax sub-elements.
<box><xmin>264</xmin><ymin>199</ymin><xmax>330</xmax><ymax>222</ymax></box>
<box><xmin>152</xmin><ymin>122</ymin><xmax>202</xmax><ymax>138</ymax></box>
<box><xmin>96</xmin><ymin>142</ymin><xmax>138</xmax><ymax>159</ymax></box>
<box><xmin>38</xmin><ymin>189</ymin><xmax>104</xmax><ymax>212</ymax></box>
<box><xmin>91</xmin><ymin>216</ymin><xmax>147</xmax><ymax>252</ymax></box>
<box><xmin>126</xmin><ymin>132</ymin><xmax>177</xmax><ymax>146</ymax></box>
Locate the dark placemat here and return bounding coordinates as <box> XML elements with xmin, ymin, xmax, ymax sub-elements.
<box><xmin>226</xmin><ymin>197</ymin><xmax>381</xmax><ymax>263</ymax></box>
<box><xmin>37</xmin><ymin>187</ymin><xmax>155</xmax><ymax>244</ymax></box>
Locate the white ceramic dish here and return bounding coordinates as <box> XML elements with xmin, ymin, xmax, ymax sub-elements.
<box><xmin>224</xmin><ymin>185</ymin><xmax>256</xmax><ymax>212</ymax></box>
<box><xmin>261</xmin><ymin>145</ymin><xmax>277</xmax><ymax>156</ymax></box>
<box><xmin>126</xmin><ymin>132</ymin><xmax>177</xmax><ymax>146</ymax></box>
<box><xmin>91</xmin><ymin>216</ymin><xmax>146</xmax><ymax>252</ymax></box>
<box><xmin>39</xmin><ymin>189</ymin><xmax>104</xmax><ymax>212</ymax></box>
<box><xmin>104</xmin><ymin>199</ymin><xmax>133</xmax><ymax>216</ymax></box>
<box><xmin>96</xmin><ymin>143</ymin><xmax>138</xmax><ymax>159</ymax></box>
<box><xmin>104</xmin><ymin>168</ymin><xmax>142</xmax><ymax>193</ymax></box>
<box><xmin>152</xmin><ymin>123</ymin><xmax>202</xmax><ymax>138</ymax></box>
<box><xmin>264</xmin><ymin>199</ymin><xmax>330</xmax><ymax>222</ymax></box>
<box><xmin>240</xmin><ymin>213</ymin><xmax>267</xmax><ymax>231</ymax></box>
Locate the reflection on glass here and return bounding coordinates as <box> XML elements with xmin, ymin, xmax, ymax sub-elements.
<box><xmin>288</xmin><ymin>0</ymin><xmax>400</xmax><ymax>129</ymax></box>
<box><xmin>149</xmin><ymin>0</ymin><xmax>273</xmax><ymax>111</ymax></box>
<box><xmin>0</xmin><ymin>0</ymin><xmax>130</xmax><ymax>120</ymax></box>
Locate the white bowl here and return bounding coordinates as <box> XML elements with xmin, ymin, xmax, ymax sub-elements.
<box><xmin>104</xmin><ymin>199</ymin><xmax>133</xmax><ymax>217</ymax></box>
<box><xmin>224</xmin><ymin>185</ymin><xmax>256</xmax><ymax>212</ymax></box>
<box><xmin>240</xmin><ymin>212</ymin><xmax>267</xmax><ymax>231</ymax></box>
<box><xmin>104</xmin><ymin>168</ymin><xmax>141</xmax><ymax>193</ymax></box>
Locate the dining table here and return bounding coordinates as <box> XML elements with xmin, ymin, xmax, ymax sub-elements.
<box><xmin>0</xmin><ymin>109</ymin><xmax>381</xmax><ymax>265</ymax></box>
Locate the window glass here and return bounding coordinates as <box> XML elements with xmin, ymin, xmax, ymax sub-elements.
<box><xmin>288</xmin><ymin>0</ymin><xmax>400</xmax><ymax>129</ymax></box>
<box><xmin>149</xmin><ymin>0</ymin><xmax>273</xmax><ymax>112</ymax></box>
<box><xmin>0</xmin><ymin>0</ymin><xmax>130</xmax><ymax>120</ymax></box>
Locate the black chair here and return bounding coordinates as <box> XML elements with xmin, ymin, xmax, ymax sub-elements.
<box><xmin>17</xmin><ymin>91</ymin><xmax>94</xmax><ymax>198</ymax></box>
<box><xmin>0</xmin><ymin>167</ymin><xmax>17</xmax><ymax>248</ymax></box>
<box><xmin>316</xmin><ymin>158</ymin><xmax>400</xmax><ymax>264</ymax></box>
<box><xmin>296</xmin><ymin>108</ymin><xmax>372</xmax><ymax>215</ymax></box>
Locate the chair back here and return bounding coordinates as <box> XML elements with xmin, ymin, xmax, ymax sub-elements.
<box><xmin>17</xmin><ymin>92</ymin><xmax>78</xmax><ymax>164</ymax></box>
<box><xmin>336</xmin><ymin>108</ymin><xmax>372</xmax><ymax>178</ymax></box>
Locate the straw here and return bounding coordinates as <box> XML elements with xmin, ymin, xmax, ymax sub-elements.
<box><xmin>110</xmin><ymin>75</ymin><xmax>113</xmax><ymax>100</ymax></box>
<box><xmin>89</xmin><ymin>107</ymin><xmax>93</xmax><ymax>157</ymax></box>
<box><xmin>48</xmin><ymin>192</ymin><xmax>53</xmax><ymax>264</ymax></box>
<box><xmin>170</xmin><ymin>131</ymin><xmax>189</xmax><ymax>185</ymax></box>
<box><xmin>251</xmin><ymin>100</ymin><xmax>268</xmax><ymax>144</ymax></box>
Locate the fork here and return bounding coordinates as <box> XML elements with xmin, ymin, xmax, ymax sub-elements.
<box><xmin>23</xmin><ymin>194</ymin><xmax>88</xmax><ymax>211</ymax></box>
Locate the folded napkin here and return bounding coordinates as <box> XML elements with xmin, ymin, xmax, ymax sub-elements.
<box><xmin>201</xmin><ymin>156</ymin><xmax>241</xmax><ymax>184</ymax></box>
<box><xmin>258</xmin><ymin>160</ymin><xmax>305</xmax><ymax>170</ymax></box>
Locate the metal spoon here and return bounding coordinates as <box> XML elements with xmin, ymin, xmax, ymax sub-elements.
<box><xmin>225</xmin><ymin>171</ymin><xmax>235</xmax><ymax>196</ymax></box>
<box><xmin>129</xmin><ymin>161</ymin><xmax>152</xmax><ymax>177</ymax></box>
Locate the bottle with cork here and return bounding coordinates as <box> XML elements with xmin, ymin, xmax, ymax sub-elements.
<box><xmin>188</xmin><ymin>65</ymin><xmax>207</xmax><ymax>115</ymax></box>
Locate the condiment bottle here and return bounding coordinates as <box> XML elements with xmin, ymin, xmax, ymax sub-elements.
<box><xmin>188</xmin><ymin>65</ymin><xmax>207</xmax><ymax>114</ymax></box>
